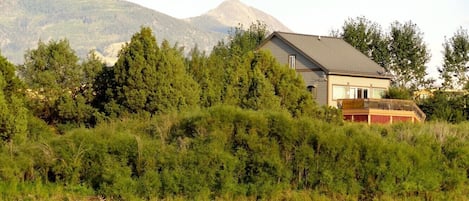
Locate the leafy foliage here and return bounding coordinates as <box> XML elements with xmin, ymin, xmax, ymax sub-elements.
<box><xmin>107</xmin><ymin>27</ymin><xmax>200</xmax><ymax>115</ymax></box>
<box><xmin>384</xmin><ymin>87</ymin><xmax>413</xmax><ymax>100</ymax></box>
<box><xmin>337</xmin><ymin>18</ymin><xmax>432</xmax><ymax>90</ymax></box>
<box><xmin>388</xmin><ymin>21</ymin><xmax>431</xmax><ymax>89</ymax></box>
<box><xmin>1</xmin><ymin>107</ymin><xmax>468</xmax><ymax>200</ymax></box>
<box><xmin>2</xmin><ymin>22</ymin><xmax>469</xmax><ymax>201</ymax></box>
<box><xmin>419</xmin><ymin>91</ymin><xmax>469</xmax><ymax>123</ymax></box>
<box><xmin>19</xmin><ymin>40</ymin><xmax>99</xmax><ymax>127</ymax></box>
<box><xmin>187</xmin><ymin>23</ymin><xmax>322</xmax><ymax>118</ymax></box>
<box><xmin>340</xmin><ymin>16</ymin><xmax>390</xmax><ymax>68</ymax></box>
<box><xmin>0</xmin><ymin>53</ymin><xmax>28</xmax><ymax>143</ymax></box>
<box><xmin>439</xmin><ymin>27</ymin><xmax>469</xmax><ymax>90</ymax></box>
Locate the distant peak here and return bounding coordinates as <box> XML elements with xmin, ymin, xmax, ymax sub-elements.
<box><xmin>209</xmin><ymin>0</ymin><xmax>250</xmax><ymax>14</ymax></box>
<box><xmin>188</xmin><ymin>0</ymin><xmax>291</xmax><ymax>33</ymax></box>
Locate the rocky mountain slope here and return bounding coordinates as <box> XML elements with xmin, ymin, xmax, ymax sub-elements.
<box><xmin>0</xmin><ymin>0</ymin><xmax>291</xmax><ymax>65</ymax></box>
<box><xmin>186</xmin><ymin>0</ymin><xmax>291</xmax><ymax>33</ymax></box>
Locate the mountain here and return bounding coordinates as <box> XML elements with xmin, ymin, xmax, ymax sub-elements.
<box><xmin>0</xmin><ymin>0</ymin><xmax>225</xmax><ymax>64</ymax></box>
<box><xmin>186</xmin><ymin>0</ymin><xmax>291</xmax><ymax>33</ymax></box>
<box><xmin>0</xmin><ymin>0</ymin><xmax>291</xmax><ymax>65</ymax></box>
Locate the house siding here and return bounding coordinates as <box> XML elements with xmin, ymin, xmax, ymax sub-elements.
<box><xmin>327</xmin><ymin>75</ymin><xmax>390</xmax><ymax>107</ymax></box>
<box><xmin>261</xmin><ymin>36</ymin><xmax>328</xmax><ymax>105</ymax></box>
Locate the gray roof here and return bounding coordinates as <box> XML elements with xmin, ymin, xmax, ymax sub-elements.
<box><xmin>262</xmin><ymin>32</ymin><xmax>389</xmax><ymax>79</ymax></box>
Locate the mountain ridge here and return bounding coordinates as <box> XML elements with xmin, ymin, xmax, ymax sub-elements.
<box><xmin>186</xmin><ymin>0</ymin><xmax>291</xmax><ymax>33</ymax></box>
<box><xmin>0</xmin><ymin>0</ymin><xmax>291</xmax><ymax>65</ymax></box>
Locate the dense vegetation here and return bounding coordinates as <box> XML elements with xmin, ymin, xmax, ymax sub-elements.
<box><xmin>1</xmin><ymin>108</ymin><xmax>468</xmax><ymax>200</ymax></box>
<box><xmin>0</xmin><ymin>22</ymin><xmax>468</xmax><ymax>200</ymax></box>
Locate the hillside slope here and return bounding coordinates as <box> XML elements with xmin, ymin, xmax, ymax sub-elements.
<box><xmin>0</xmin><ymin>0</ymin><xmax>292</xmax><ymax>65</ymax></box>
<box><xmin>0</xmin><ymin>0</ymin><xmax>225</xmax><ymax>64</ymax></box>
<box><xmin>186</xmin><ymin>0</ymin><xmax>292</xmax><ymax>33</ymax></box>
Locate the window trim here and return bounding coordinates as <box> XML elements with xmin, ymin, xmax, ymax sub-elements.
<box><xmin>349</xmin><ymin>87</ymin><xmax>369</xmax><ymax>99</ymax></box>
<box><xmin>288</xmin><ymin>54</ymin><xmax>296</xmax><ymax>69</ymax></box>
<box><xmin>332</xmin><ymin>85</ymin><xmax>347</xmax><ymax>100</ymax></box>
<box><xmin>307</xmin><ymin>85</ymin><xmax>317</xmax><ymax>99</ymax></box>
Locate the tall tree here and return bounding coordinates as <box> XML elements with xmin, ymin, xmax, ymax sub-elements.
<box><xmin>0</xmin><ymin>52</ymin><xmax>24</xmax><ymax>98</ymax></box>
<box><xmin>388</xmin><ymin>21</ymin><xmax>431</xmax><ymax>89</ymax></box>
<box><xmin>53</xmin><ymin>51</ymin><xmax>105</xmax><ymax>127</ymax></box>
<box><xmin>340</xmin><ymin>17</ymin><xmax>390</xmax><ymax>68</ymax></box>
<box><xmin>439</xmin><ymin>27</ymin><xmax>469</xmax><ymax>89</ymax></box>
<box><xmin>19</xmin><ymin>40</ymin><xmax>99</xmax><ymax>127</ymax></box>
<box><xmin>19</xmin><ymin>39</ymin><xmax>83</xmax><ymax>123</ymax></box>
<box><xmin>109</xmin><ymin>27</ymin><xmax>200</xmax><ymax>115</ymax></box>
<box><xmin>187</xmin><ymin>22</ymin><xmax>319</xmax><ymax>117</ymax></box>
<box><xmin>0</xmin><ymin>54</ymin><xmax>27</xmax><ymax>143</ymax></box>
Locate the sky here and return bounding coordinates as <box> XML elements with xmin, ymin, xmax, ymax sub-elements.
<box><xmin>127</xmin><ymin>0</ymin><xmax>469</xmax><ymax>81</ymax></box>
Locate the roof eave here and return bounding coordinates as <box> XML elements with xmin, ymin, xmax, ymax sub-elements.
<box><xmin>328</xmin><ymin>71</ymin><xmax>392</xmax><ymax>80</ymax></box>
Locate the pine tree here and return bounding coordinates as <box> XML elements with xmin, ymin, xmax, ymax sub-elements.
<box><xmin>109</xmin><ymin>27</ymin><xmax>200</xmax><ymax>115</ymax></box>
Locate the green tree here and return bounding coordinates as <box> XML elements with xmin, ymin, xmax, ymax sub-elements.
<box><xmin>185</xmin><ymin>46</ymin><xmax>223</xmax><ymax>108</ymax></box>
<box><xmin>228</xmin><ymin>22</ymin><xmax>268</xmax><ymax>56</ymax></box>
<box><xmin>19</xmin><ymin>40</ymin><xmax>99</xmax><ymax>127</ymax></box>
<box><xmin>81</xmin><ymin>51</ymin><xmax>105</xmax><ymax>104</ymax></box>
<box><xmin>109</xmin><ymin>27</ymin><xmax>200</xmax><ymax>115</ymax></box>
<box><xmin>439</xmin><ymin>27</ymin><xmax>469</xmax><ymax>90</ymax></box>
<box><xmin>187</xmin><ymin>23</ymin><xmax>326</xmax><ymax>118</ymax></box>
<box><xmin>253</xmin><ymin>50</ymin><xmax>317</xmax><ymax>117</ymax></box>
<box><xmin>0</xmin><ymin>52</ymin><xmax>24</xmax><ymax>98</ymax></box>
<box><xmin>383</xmin><ymin>87</ymin><xmax>413</xmax><ymax>100</ymax></box>
<box><xmin>418</xmin><ymin>91</ymin><xmax>468</xmax><ymax>123</ymax></box>
<box><xmin>19</xmin><ymin>39</ymin><xmax>82</xmax><ymax>122</ymax></box>
<box><xmin>388</xmin><ymin>21</ymin><xmax>431</xmax><ymax>89</ymax></box>
<box><xmin>0</xmin><ymin>53</ymin><xmax>28</xmax><ymax>142</ymax></box>
<box><xmin>340</xmin><ymin>16</ymin><xmax>390</xmax><ymax>68</ymax></box>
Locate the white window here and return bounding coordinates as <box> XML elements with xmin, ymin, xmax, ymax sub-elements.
<box><xmin>350</xmin><ymin>87</ymin><xmax>369</xmax><ymax>99</ymax></box>
<box><xmin>288</xmin><ymin>55</ymin><xmax>296</xmax><ymax>69</ymax></box>
<box><xmin>332</xmin><ymin>85</ymin><xmax>347</xmax><ymax>100</ymax></box>
<box><xmin>371</xmin><ymin>88</ymin><xmax>386</xmax><ymax>99</ymax></box>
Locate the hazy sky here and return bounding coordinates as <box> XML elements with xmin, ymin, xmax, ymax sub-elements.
<box><xmin>127</xmin><ymin>0</ymin><xmax>469</xmax><ymax>81</ymax></box>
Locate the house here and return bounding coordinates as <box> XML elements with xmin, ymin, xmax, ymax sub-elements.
<box><xmin>259</xmin><ymin>32</ymin><xmax>425</xmax><ymax>123</ymax></box>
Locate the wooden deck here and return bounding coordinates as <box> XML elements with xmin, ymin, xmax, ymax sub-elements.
<box><xmin>338</xmin><ymin>99</ymin><xmax>426</xmax><ymax>124</ymax></box>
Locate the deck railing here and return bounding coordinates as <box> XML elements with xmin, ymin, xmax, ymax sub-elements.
<box><xmin>337</xmin><ymin>99</ymin><xmax>426</xmax><ymax>122</ymax></box>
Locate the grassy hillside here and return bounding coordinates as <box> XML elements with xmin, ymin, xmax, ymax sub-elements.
<box><xmin>0</xmin><ymin>0</ymin><xmax>225</xmax><ymax>64</ymax></box>
<box><xmin>1</xmin><ymin>106</ymin><xmax>468</xmax><ymax>200</ymax></box>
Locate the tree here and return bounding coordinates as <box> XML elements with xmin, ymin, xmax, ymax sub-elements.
<box><xmin>439</xmin><ymin>27</ymin><xmax>469</xmax><ymax>90</ymax></box>
<box><xmin>418</xmin><ymin>91</ymin><xmax>468</xmax><ymax>123</ymax></box>
<box><xmin>339</xmin><ymin>17</ymin><xmax>390</xmax><ymax>68</ymax></box>
<box><xmin>109</xmin><ymin>27</ymin><xmax>200</xmax><ymax>115</ymax></box>
<box><xmin>0</xmin><ymin>56</ymin><xmax>27</xmax><ymax>143</ymax></box>
<box><xmin>19</xmin><ymin>39</ymin><xmax>83</xmax><ymax>123</ymax></box>
<box><xmin>252</xmin><ymin>50</ymin><xmax>317</xmax><ymax>117</ymax></box>
<box><xmin>228</xmin><ymin>21</ymin><xmax>268</xmax><ymax>56</ymax></box>
<box><xmin>383</xmin><ymin>87</ymin><xmax>413</xmax><ymax>100</ymax></box>
<box><xmin>388</xmin><ymin>21</ymin><xmax>431</xmax><ymax>89</ymax></box>
<box><xmin>186</xmin><ymin>22</ymin><xmax>324</xmax><ymax>118</ymax></box>
<box><xmin>19</xmin><ymin>40</ymin><xmax>100</xmax><ymax>127</ymax></box>
<box><xmin>0</xmin><ymin>52</ymin><xmax>24</xmax><ymax>98</ymax></box>
<box><xmin>187</xmin><ymin>22</ymin><xmax>272</xmax><ymax>109</ymax></box>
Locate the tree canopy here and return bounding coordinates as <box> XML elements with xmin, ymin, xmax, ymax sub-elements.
<box><xmin>337</xmin><ymin>18</ymin><xmax>432</xmax><ymax>90</ymax></box>
<box><xmin>388</xmin><ymin>21</ymin><xmax>431</xmax><ymax>89</ymax></box>
<box><xmin>107</xmin><ymin>27</ymin><xmax>200</xmax><ymax>116</ymax></box>
<box><xmin>439</xmin><ymin>27</ymin><xmax>469</xmax><ymax>90</ymax></box>
<box><xmin>0</xmin><ymin>53</ymin><xmax>27</xmax><ymax>143</ymax></box>
<box><xmin>340</xmin><ymin>16</ymin><xmax>390</xmax><ymax>68</ymax></box>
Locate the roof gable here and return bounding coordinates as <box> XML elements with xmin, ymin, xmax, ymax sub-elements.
<box><xmin>261</xmin><ymin>32</ymin><xmax>389</xmax><ymax>79</ymax></box>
